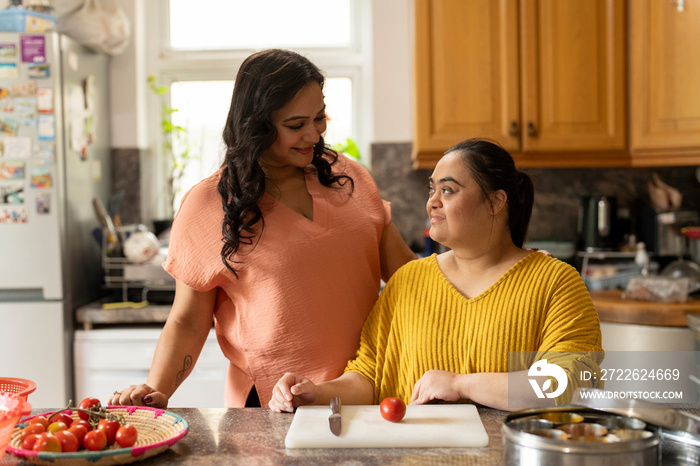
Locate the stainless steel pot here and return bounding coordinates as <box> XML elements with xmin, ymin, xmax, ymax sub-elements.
<box><xmin>504</xmin><ymin>389</ymin><xmax>700</xmax><ymax>465</ymax></box>
<box><xmin>503</xmin><ymin>406</ymin><xmax>659</xmax><ymax>465</ymax></box>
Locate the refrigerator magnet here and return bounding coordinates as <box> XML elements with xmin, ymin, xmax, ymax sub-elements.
<box><xmin>0</xmin><ymin>62</ymin><xmax>18</xmax><ymax>79</ymax></box>
<box><xmin>0</xmin><ymin>182</ymin><xmax>24</xmax><ymax>204</ymax></box>
<box><xmin>37</xmin><ymin>114</ymin><xmax>55</xmax><ymax>141</ymax></box>
<box><xmin>20</xmin><ymin>35</ymin><xmax>46</xmax><ymax>63</ymax></box>
<box><xmin>0</xmin><ymin>43</ymin><xmax>17</xmax><ymax>58</ymax></box>
<box><xmin>30</xmin><ymin>167</ymin><xmax>51</xmax><ymax>188</ymax></box>
<box><xmin>28</xmin><ymin>63</ymin><xmax>49</xmax><ymax>79</ymax></box>
<box><xmin>36</xmin><ymin>192</ymin><xmax>49</xmax><ymax>214</ymax></box>
<box><xmin>0</xmin><ymin>161</ymin><xmax>24</xmax><ymax>180</ymax></box>
<box><xmin>3</xmin><ymin>137</ymin><xmax>31</xmax><ymax>159</ymax></box>
<box><xmin>34</xmin><ymin>142</ymin><xmax>55</xmax><ymax>165</ymax></box>
<box><xmin>10</xmin><ymin>81</ymin><xmax>36</xmax><ymax>97</ymax></box>
<box><xmin>0</xmin><ymin>207</ymin><xmax>28</xmax><ymax>223</ymax></box>
<box><xmin>36</xmin><ymin>88</ymin><xmax>53</xmax><ymax>113</ymax></box>
<box><xmin>15</xmin><ymin>97</ymin><xmax>37</xmax><ymax>125</ymax></box>
<box><xmin>0</xmin><ymin>118</ymin><xmax>18</xmax><ymax>136</ymax></box>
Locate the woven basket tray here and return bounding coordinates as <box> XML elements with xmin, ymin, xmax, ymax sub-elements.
<box><xmin>7</xmin><ymin>406</ymin><xmax>188</xmax><ymax>466</ymax></box>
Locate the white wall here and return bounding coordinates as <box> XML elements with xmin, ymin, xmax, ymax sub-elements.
<box><xmin>107</xmin><ymin>0</ymin><xmax>414</xmax><ymax>149</ymax></box>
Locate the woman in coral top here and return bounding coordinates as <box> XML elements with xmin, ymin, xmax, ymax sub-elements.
<box><xmin>269</xmin><ymin>139</ymin><xmax>603</xmax><ymax>412</ymax></box>
<box><xmin>109</xmin><ymin>49</ymin><xmax>415</xmax><ymax>408</ymax></box>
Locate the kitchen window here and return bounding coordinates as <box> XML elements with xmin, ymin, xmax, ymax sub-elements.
<box><xmin>146</xmin><ymin>0</ymin><xmax>372</xmax><ymax>216</ymax></box>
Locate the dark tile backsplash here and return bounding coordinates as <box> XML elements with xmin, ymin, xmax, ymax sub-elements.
<box><xmin>111</xmin><ymin>148</ymin><xmax>142</xmax><ymax>226</ymax></box>
<box><xmin>371</xmin><ymin>142</ymin><xmax>700</xmax><ymax>252</ymax></box>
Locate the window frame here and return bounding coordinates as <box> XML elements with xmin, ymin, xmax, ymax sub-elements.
<box><xmin>144</xmin><ymin>0</ymin><xmax>374</xmax><ymax>219</ymax></box>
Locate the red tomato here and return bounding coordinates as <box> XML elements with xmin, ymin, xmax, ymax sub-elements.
<box><xmin>68</xmin><ymin>424</ymin><xmax>88</xmax><ymax>449</ymax></box>
<box><xmin>115</xmin><ymin>423</ymin><xmax>138</xmax><ymax>448</ymax></box>
<box><xmin>83</xmin><ymin>430</ymin><xmax>107</xmax><ymax>451</ymax></box>
<box><xmin>97</xmin><ymin>418</ymin><xmax>120</xmax><ymax>446</ymax></box>
<box><xmin>47</xmin><ymin>412</ymin><xmax>73</xmax><ymax>428</ymax></box>
<box><xmin>54</xmin><ymin>430</ymin><xmax>79</xmax><ymax>453</ymax></box>
<box><xmin>71</xmin><ymin>419</ymin><xmax>92</xmax><ymax>432</ymax></box>
<box><xmin>47</xmin><ymin>421</ymin><xmax>68</xmax><ymax>434</ymax></box>
<box><xmin>27</xmin><ymin>416</ymin><xmax>49</xmax><ymax>430</ymax></box>
<box><xmin>21</xmin><ymin>433</ymin><xmax>41</xmax><ymax>450</ymax></box>
<box><xmin>20</xmin><ymin>423</ymin><xmax>45</xmax><ymax>440</ymax></box>
<box><xmin>379</xmin><ymin>397</ymin><xmax>407</xmax><ymax>422</ymax></box>
<box><xmin>33</xmin><ymin>433</ymin><xmax>62</xmax><ymax>452</ymax></box>
<box><xmin>78</xmin><ymin>398</ymin><xmax>102</xmax><ymax>421</ymax></box>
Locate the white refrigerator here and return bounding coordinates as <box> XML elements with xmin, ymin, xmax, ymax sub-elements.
<box><xmin>0</xmin><ymin>32</ymin><xmax>111</xmax><ymax>407</ymax></box>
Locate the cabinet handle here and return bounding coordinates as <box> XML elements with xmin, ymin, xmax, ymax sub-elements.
<box><xmin>509</xmin><ymin>121</ymin><xmax>519</xmax><ymax>137</ymax></box>
<box><xmin>527</xmin><ymin>121</ymin><xmax>538</xmax><ymax>137</ymax></box>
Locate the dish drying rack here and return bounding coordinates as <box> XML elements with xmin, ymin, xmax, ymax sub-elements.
<box><xmin>101</xmin><ymin>229</ymin><xmax>175</xmax><ymax>302</ymax></box>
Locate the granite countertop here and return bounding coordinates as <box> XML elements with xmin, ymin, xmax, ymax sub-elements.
<box><xmin>1</xmin><ymin>407</ymin><xmax>508</xmax><ymax>465</ymax></box>
<box><xmin>6</xmin><ymin>406</ymin><xmax>700</xmax><ymax>464</ymax></box>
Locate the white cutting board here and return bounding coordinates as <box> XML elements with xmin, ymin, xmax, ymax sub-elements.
<box><xmin>285</xmin><ymin>404</ymin><xmax>489</xmax><ymax>448</ymax></box>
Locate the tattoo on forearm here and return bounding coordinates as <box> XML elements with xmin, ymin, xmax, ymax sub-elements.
<box><xmin>174</xmin><ymin>355</ymin><xmax>193</xmax><ymax>388</ymax></box>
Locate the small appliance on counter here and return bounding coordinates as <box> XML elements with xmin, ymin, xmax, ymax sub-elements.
<box><xmin>636</xmin><ymin>203</ymin><xmax>700</xmax><ymax>258</ymax></box>
<box><xmin>577</xmin><ymin>195</ymin><xmax>620</xmax><ymax>252</ymax></box>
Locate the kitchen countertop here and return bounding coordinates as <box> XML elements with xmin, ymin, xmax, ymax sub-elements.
<box><xmin>78</xmin><ymin>289</ymin><xmax>700</xmax><ymax>330</ymax></box>
<box><xmin>5</xmin><ymin>405</ymin><xmax>700</xmax><ymax>465</ymax></box>
<box><xmin>590</xmin><ymin>290</ymin><xmax>700</xmax><ymax>327</ymax></box>
<box><xmin>76</xmin><ymin>300</ymin><xmax>171</xmax><ymax>330</ymax></box>
<box><xmin>1</xmin><ymin>407</ymin><xmax>509</xmax><ymax>465</ymax></box>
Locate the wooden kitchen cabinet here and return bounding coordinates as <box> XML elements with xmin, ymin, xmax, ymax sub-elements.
<box><xmin>630</xmin><ymin>0</ymin><xmax>700</xmax><ymax>164</ymax></box>
<box><xmin>412</xmin><ymin>0</ymin><xmax>627</xmax><ymax>169</ymax></box>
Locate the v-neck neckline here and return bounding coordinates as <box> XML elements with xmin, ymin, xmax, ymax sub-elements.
<box><xmin>263</xmin><ymin>170</ymin><xmax>328</xmax><ymax>231</ymax></box>
<box><xmin>431</xmin><ymin>251</ymin><xmax>536</xmax><ymax>303</ymax></box>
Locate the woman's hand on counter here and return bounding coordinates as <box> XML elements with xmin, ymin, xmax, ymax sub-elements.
<box><xmin>269</xmin><ymin>373</ymin><xmax>318</xmax><ymax>413</ymax></box>
<box><xmin>109</xmin><ymin>384</ymin><xmax>169</xmax><ymax>408</ymax></box>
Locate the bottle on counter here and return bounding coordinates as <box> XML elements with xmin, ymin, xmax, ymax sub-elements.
<box><xmin>635</xmin><ymin>242</ymin><xmax>650</xmax><ymax>276</ymax></box>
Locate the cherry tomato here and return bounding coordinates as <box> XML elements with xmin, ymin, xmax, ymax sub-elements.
<box><xmin>97</xmin><ymin>418</ymin><xmax>120</xmax><ymax>446</ymax></box>
<box><xmin>115</xmin><ymin>423</ymin><xmax>138</xmax><ymax>448</ymax></box>
<box><xmin>71</xmin><ymin>419</ymin><xmax>92</xmax><ymax>432</ymax></box>
<box><xmin>54</xmin><ymin>430</ymin><xmax>79</xmax><ymax>453</ymax></box>
<box><xmin>21</xmin><ymin>433</ymin><xmax>41</xmax><ymax>450</ymax></box>
<box><xmin>47</xmin><ymin>412</ymin><xmax>73</xmax><ymax>428</ymax></box>
<box><xmin>78</xmin><ymin>397</ymin><xmax>102</xmax><ymax>421</ymax></box>
<box><xmin>20</xmin><ymin>422</ymin><xmax>45</xmax><ymax>440</ymax></box>
<box><xmin>68</xmin><ymin>424</ymin><xmax>88</xmax><ymax>449</ymax></box>
<box><xmin>33</xmin><ymin>433</ymin><xmax>62</xmax><ymax>452</ymax></box>
<box><xmin>47</xmin><ymin>420</ymin><xmax>68</xmax><ymax>434</ymax></box>
<box><xmin>27</xmin><ymin>416</ymin><xmax>49</xmax><ymax>430</ymax></box>
<box><xmin>379</xmin><ymin>397</ymin><xmax>407</xmax><ymax>422</ymax></box>
<box><xmin>83</xmin><ymin>429</ymin><xmax>107</xmax><ymax>451</ymax></box>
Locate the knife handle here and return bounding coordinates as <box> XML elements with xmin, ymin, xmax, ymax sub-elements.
<box><xmin>330</xmin><ymin>397</ymin><xmax>340</xmax><ymax>414</ymax></box>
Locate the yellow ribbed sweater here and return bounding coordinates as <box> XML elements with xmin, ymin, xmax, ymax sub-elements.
<box><xmin>345</xmin><ymin>252</ymin><xmax>604</xmax><ymax>405</ymax></box>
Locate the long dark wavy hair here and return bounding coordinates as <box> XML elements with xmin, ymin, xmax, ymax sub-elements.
<box><xmin>445</xmin><ymin>139</ymin><xmax>534</xmax><ymax>248</ymax></box>
<box><xmin>218</xmin><ymin>49</ymin><xmax>352</xmax><ymax>276</ymax></box>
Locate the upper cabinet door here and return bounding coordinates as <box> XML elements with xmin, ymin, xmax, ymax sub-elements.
<box><xmin>519</xmin><ymin>0</ymin><xmax>626</xmax><ymax>152</ymax></box>
<box><xmin>413</xmin><ymin>0</ymin><xmax>519</xmax><ymax>168</ymax></box>
<box><xmin>631</xmin><ymin>0</ymin><xmax>700</xmax><ymax>150</ymax></box>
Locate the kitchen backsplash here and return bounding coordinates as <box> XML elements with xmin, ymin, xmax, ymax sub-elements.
<box><xmin>371</xmin><ymin>143</ymin><xmax>700</xmax><ymax>252</ymax></box>
<box><xmin>113</xmin><ymin>145</ymin><xmax>700</xmax><ymax>254</ymax></box>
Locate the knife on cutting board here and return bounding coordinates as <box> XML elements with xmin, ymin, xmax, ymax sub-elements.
<box><xmin>329</xmin><ymin>397</ymin><xmax>341</xmax><ymax>436</ymax></box>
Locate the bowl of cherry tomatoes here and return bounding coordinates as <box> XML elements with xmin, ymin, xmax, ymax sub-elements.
<box><xmin>6</xmin><ymin>397</ymin><xmax>188</xmax><ymax>465</ymax></box>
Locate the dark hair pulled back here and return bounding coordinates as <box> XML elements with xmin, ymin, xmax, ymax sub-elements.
<box><xmin>445</xmin><ymin>139</ymin><xmax>534</xmax><ymax>247</ymax></box>
<box><xmin>217</xmin><ymin>49</ymin><xmax>352</xmax><ymax>276</ymax></box>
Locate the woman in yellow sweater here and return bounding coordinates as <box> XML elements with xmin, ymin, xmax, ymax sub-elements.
<box><xmin>269</xmin><ymin>139</ymin><xmax>603</xmax><ymax>412</ymax></box>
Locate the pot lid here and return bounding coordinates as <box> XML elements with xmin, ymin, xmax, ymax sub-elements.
<box><xmin>573</xmin><ymin>388</ymin><xmax>700</xmax><ymax>439</ymax></box>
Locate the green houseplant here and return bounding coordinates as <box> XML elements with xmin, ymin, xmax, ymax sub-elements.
<box><xmin>148</xmin><ymin>75</ymin><xmax>197</xmax><ymax>220</ymax></box>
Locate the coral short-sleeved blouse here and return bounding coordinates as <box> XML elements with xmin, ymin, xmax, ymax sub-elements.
<box><xmin>164</xmin><ymin>156</ymin><xmax>390</xmax><ymax>407</ymax></box>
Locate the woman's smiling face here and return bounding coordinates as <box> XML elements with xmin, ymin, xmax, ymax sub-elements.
<box><xmin>426</xmin><ymin>152</ymin><xmax>494</xmax><ymax>248</ymax></box>
<box><xmin>260</xmin><ymin>81</ymin><xmax>327</xmax><ymax>170</ymax></box>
